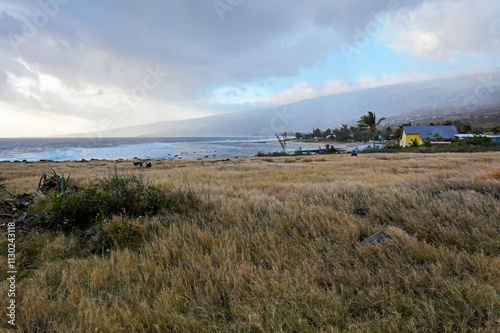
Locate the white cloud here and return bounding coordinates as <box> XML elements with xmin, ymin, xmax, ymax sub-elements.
<box><xmin>321</xmin><ymin>80</ymin><xmax>352</xmax><ymax>95</ymax></box>
<box><xmin>383</xmin><ymin>0</ymin><xmax>500</xmax><ymax>58</ymax></box>
<box><xmin>0</xmin><ymin>102</ymin><xmax>95</xmax><ymax>137</ymax></box>
<box><xmin>250</xmin><ymin>81</ymin><xmax>319</xmax><ymax>106</ymax></box>
<box><xmin>250</xmin><ymin>73</ymin><xmax>443</xmax><ymax>107</ymax></box>
<box><xmin>357</xmin><ymin>73</ymin><xmax>430</xmax><ymax>89</ymax></box>
<box><xmin>39</xmin><ymin>73</ymin><xmax>62</xmax><ymax>92</ymax></box>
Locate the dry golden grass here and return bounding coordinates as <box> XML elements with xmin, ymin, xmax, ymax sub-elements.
<box><xmin>0</xmin><ymin>153</ymin><xmax>499</xmax><ymax>332</ymax></box>
<box><xmin>479</xmin><ymin>168</ymin><xmax>500</xmax><ymax>180</ymax></box>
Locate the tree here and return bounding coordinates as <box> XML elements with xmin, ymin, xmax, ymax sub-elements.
<box><xmin>384</xmin><ymin>126</ymin><xmax>392</xmax><ymax>139</ymax></box>
<box><xmin>357</xmin><ymin>111</ymin><xmax>386</xmax><ymax>150</ymax></box>
<box><xmin>393</xmin><ymin>122</ymin><xmax>411</xmax><ymax>140</ymax></box>
<box><xmin>333</xmin><ymin>124</ymin><xmax>351</xmax><ymax>142</ymax></box>
<box><xmin>275</xmin><ymin>132</ymin><xmax>288</xmax><ymax>153</ymax></box>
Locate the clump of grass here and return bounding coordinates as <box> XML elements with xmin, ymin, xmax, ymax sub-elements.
<box><xmin>97</xmin><ymin>215</ymin><xmax>147</xmax><ymax>249</ymax></box>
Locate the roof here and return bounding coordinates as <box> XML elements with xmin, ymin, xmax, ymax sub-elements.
<box><xmin>403</xmin><ymin>126</ymin><xmax>458</xmax><ymax>139</ymax></box>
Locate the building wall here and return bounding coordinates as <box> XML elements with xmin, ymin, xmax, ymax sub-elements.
<box><xmin>400</xmin><ymin>133</ymin><xmax>422</xmax><ymax>147</ymax></box>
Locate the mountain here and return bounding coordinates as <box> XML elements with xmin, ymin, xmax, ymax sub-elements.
<box><xmin>71</xmin><ymin>69</ymin><xmax>500</xmax><ymax>137</ymax></box>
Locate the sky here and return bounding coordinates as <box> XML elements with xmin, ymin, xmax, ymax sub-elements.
<box><xmin>0</xmin><ymin>0</ymin><xmax>499</xmax><ymax>137</ymax></box>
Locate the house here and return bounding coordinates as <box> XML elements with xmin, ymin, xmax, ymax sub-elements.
<box><xmin>400</xmin><ymin>126</ymin><xmax>458</xmax><ymax>147</ymax></box>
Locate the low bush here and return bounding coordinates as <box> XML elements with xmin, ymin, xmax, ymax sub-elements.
<box><xmin>46</xmin><ymin>171</ymin><xmax>195</xmax><ymax>229</ymax></box>
<box><xmin>358</xmin><ymin>145</ymin><xmax>389</xmax><ymax>153</ymax></box>
<box><xmin>406</xmin><ymin>144</ymin><xmax>500</xmax><ymax>153</ymax></box>
<box><xmin>386</xmin><ymin>142</ymin><xmax>401</xmax><ymax>150</ymax></box>
<box><xmin>454</xmin><ymin>136</ymin><xmax>496</xmax><ymax>146</ymax></box>
<box><xmin>256</xmin><ymin>151</ymin><xmax>288</xmax><ymax>157</ymax></box>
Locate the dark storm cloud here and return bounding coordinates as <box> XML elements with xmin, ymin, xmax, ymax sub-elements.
<box><xmin>1</xmin><ymin>0</ymin><xmax>417</xmax><ymax>91</ymax></box>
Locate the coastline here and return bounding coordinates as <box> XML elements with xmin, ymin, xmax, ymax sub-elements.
<box><xmin>0</xmin><ymin>141</ymin><xmax>366</xmax><ymax>163</ymax></box>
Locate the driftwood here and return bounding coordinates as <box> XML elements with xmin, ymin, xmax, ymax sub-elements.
<box><xmin>38</xmin><ymin>169</ymin><xmax>71</xmax><ymax>194</ymax></box>
<box><xmin>1</xmin><ymin>193</ymin><xmax>35</xmax><ymax>217</ymax></box>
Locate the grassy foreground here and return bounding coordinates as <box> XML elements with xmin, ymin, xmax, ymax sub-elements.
<box><xmin>1</xmin><ymin>153</ymin><xmax>499</xmax><ymax>332</ymax></box>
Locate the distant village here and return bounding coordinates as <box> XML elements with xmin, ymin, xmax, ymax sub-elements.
<box><xmin>292</xmin><ymin>118</ymin><xmax>500</xmax><ymax>151</ymax></box>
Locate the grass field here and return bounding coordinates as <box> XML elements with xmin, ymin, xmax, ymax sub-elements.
<box><xmin>1</xmin><ymin>153</ymin><xmax>499</xmax><ymax>332</ymax></box>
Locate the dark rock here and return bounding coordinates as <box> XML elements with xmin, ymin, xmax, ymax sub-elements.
<box><xmin>353</xmin><ymin>207</ymin><xmax>369</xmax><ymax>217</ymax></box>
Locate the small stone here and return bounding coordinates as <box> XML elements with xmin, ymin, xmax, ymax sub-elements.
<box><xmin>361</xmin><ymin>230</ymin><xmax>391</xmax><ymax>245</ymax></box>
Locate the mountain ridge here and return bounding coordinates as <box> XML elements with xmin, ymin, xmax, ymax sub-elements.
<box><xmin>65</xmin><ymin>69</ymin><xmax>500</xmax><ymax>137</ymax></box>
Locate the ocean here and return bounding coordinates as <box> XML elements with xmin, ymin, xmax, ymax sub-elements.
<box><xmin>0</xmin><ymin>137</ymin><xmax>303</xmax><ymax>162</ymax></box>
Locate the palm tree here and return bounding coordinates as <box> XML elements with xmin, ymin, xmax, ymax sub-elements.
<box><xmin>357</xmin><ymin>111</ymin><xmax>386</xmax><ymax>151</ymax></box>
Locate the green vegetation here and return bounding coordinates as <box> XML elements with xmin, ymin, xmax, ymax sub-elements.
<box><xmin>406</xmin><ymin>145</ymin><xmax>500</xmax><ymax>153</ymax></box>
<box><xmin>403</xmin><ymin>137</ymin><xmax>500</xmax><ymax>153</ymax></box>
<box><xmin>456</xmin><ymin>136</ymin><xmax>496</xmax><ymax>147</ymax></box>
<box><xmin>256</xmin><ymin>150</ymin><xmax>289</xmax><ymax>157</ymax></box>
<box><xmin>46</xmin><ymin>172</ymin><xmax>168</xmax><ymax>229</ymax></box>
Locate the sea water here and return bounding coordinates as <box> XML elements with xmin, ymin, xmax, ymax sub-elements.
<box><xmin>0</xmin><ymin>137</ymin><xmax>302</xmax><ymax>162</ymax></box>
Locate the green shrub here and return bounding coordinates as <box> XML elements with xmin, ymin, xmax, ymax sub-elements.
<box><xmin>410</xmin><ymin>138</ymin><xmax>419</xmax><ymax>147</ymax></box>
<box><xmin>454</xmin><ymin>136</ymin><xmax>495</xmax><ymax>146</ymax></box>
<box><xmin>406</xmin><ymin>144</ymin><xmax>500</xmax><ymax>153</ymax></box>
<box><xmin>46</xmin><ymin>173</ymin><xmax>176</xmax><ymax>229</ymax></box>
<box><xmin>256</xmin><ymin>151</ymin><xmax>288</xmax><ymax>157</ymax></box>
<box><xmin>386</xmin><ymin>142</ymin><xmax>401</xmax><ymax>150</ymax></box>
<box><xmin>256</xmin><ymin>151</ymin><xmax>267</xmax><ymax>157</ymax></box>
<box><xmin>360</xmin><ymin>145</ymin><xmax>389</xmax><ymax>153</ymax></box>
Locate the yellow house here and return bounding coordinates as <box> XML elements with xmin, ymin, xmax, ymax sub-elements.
<box><xmin>400</xmin><ymin>126</ymin><xmax>458</xmax><ymax>147</ymax></box>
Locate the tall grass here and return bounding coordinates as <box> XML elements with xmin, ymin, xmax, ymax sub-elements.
<box><xmin>0</xmin><ymin>153</ymin><xmax>499</xmax><ymax>332</ymax></box>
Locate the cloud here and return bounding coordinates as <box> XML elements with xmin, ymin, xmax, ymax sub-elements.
<box><xmin>0</xmin><ymin>0</ymin><xmax>498</xmax><ymax>136</ymax></box>
<box><xmin>383</xmin><ymin>0</ymin><xmax>500</xmax><ymax>58</ymax></box>
<box><xmin>357</xmin><ymin>73</ymin><xmax>432</xmax><ymax>89</ymax></box>
<box><xmin>248</xmin><ymin>79</ymin><xmax>353</xmax><ymax>106</ymax></box>
<box><xmin>250</xmin><ymin>81</ymin><xmax>319</xmax><ymax>106</ymax></box>
<box><xmin>322</xmin><ymin>80</ymin><xmax>352</xmax><ymax>95</ymax></box>
<box><xmin>249</xmin><ymin>72</ymin><xmax>443</xmax><ymax>107</ymax></box>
